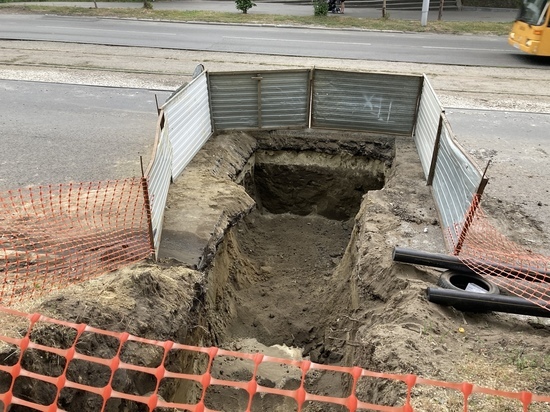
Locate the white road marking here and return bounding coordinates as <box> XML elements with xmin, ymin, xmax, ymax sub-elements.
<box><xmin>224</xmin><ymin>36</ymin><xmax>371</xmax><ymax>46</ymax></box>
<box><xmin>37</xmin><ymin>26</ymin><xmax>177</xmax><ymax>36</ymax></box>
<box><xmin>422</xmin><ymin>46</ymin><xmax>504</xmax><ymax>52</ymax></box>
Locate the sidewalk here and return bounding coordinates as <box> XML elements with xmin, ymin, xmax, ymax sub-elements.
<box><xmin>9</xmin><ymin>0</ymin><xmax>518</xmax><ymax>21</ymax></box>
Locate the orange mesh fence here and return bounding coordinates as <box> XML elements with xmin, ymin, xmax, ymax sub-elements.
<box><xmin>447</xmin><ymin>196</ymin><xmax>550</xmax><ymax>311</ymax></box>
<box><xmin>0</xmin><ymin>178</ymin><xmax>153</xmax><ymax>306</ymax></box>
<box><xmin>0</xmin><ymin>305</ymin><xmax>548</xmax><ymax>411</ymax></box>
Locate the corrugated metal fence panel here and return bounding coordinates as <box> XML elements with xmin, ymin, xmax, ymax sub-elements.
<box><xmin>209</xmin><ymin>70</ymin><xmax>310</xmax><ymax>130</ymax></box>
<box><xmin>311</xmin><ymin>70</ymin><xmax>422</xmax><ymax>135</ymax></box>
<box><xmin>146</xmin><ymin>123</ymin><xmax>173</xmax><ymax>257</ymax></box>
<box><xmin>209</xmin><ymin>73</ymin><xmax>259</xmax><ymax>130</ymax></box>
<box><xmin>163</xmin><ymin>72</ymin><xmax>212</xmax><ymax>180</ymax></box>
<box><xmin>432</xmin><ymin>119</ymin><xmax>482</xmax><ymax>249</ymax></box>
<box><xmin>260</xmin><ymin>71</ymin><xmax>309</xmax><ymax>128</ymax></box>
<box><xmin>414</xmin><ymin>74</ymin><xmax>443</xmax><ymax>179</ymax></box>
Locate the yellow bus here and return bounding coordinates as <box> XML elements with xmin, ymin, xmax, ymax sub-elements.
<box><xmin>508</xmin><ymin>0</ymin><xmax>550</xmax><ymax>56</ymax></box>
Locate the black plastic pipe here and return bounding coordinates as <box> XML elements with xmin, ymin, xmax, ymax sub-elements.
<box><xmin>426</xmin><ymin>287</ymin><xmax>550</xmax><ymax>318</ymax></box>
<box><xmin>393</xmin><ymin>247</ymin><xmax>476</xmax><ymax>274</ymax></box>
<box><xmin>393</xmin><ymin>247</ymin><xmax>550</xmax><ymax>283</ymax></box>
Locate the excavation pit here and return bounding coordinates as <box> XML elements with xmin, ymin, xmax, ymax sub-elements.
<box><xmin>220</xmin><ymin>146</ymin><xmax>391</xmax><ymax>353</ymax></box>
<box><xmin>244</xmin><ymin>149</ymin><xmax>387</xmax><ymax>220</ymax></box>
<box><xmin>8</xmin><ymin>129</ymin><xmax>512</xmax><ymax>411</ymax></box>
<box><xmin>171</xmin><ymin>130</ymin><xmax>397</xmax><ymax>409</ymax></box>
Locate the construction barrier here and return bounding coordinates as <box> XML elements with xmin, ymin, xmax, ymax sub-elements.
<box><xmin>0</xmin><ymin>178</ymin><xmax>153</xmax><ymax>306</ymax></box>
<box><xmin>0</xmin><ymin>305</ymin><xmax>548</xmax><ymax>411</ymax></box>
<box><xmin>413</xmin><ymin>74</ymin><xmax>549</xmax><ymax>311</ymax></box>
<box><xmin>452</xmin><ymin>196</ymin><xmax>550</xmax><ymax>310</ymax></box>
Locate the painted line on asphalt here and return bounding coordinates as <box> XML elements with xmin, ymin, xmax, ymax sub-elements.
<box><xmin>422</xmin><ymin>45</ymin><xmax>505</xmax><ymax>52</ymax></box>
<box><xmin>224</xmin><ymin>36</ymin><xmax>371</xmax><ymax>45</ymax></box>
<box><xmin>37</xmin><ymin>26</ymin><xmax>177</xmax><ymax>36</ymax></box>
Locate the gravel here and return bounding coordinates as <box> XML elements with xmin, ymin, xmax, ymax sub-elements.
<box><xmin>1</xmin><ymin>40</ymin><xmax>550</xmax><ymax>113</ymax></box>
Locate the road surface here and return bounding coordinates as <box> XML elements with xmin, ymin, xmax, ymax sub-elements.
<box><xmin>0</xmin><ymin>14</ymin><xmax>545</xmax><ymax>68</ymax></box>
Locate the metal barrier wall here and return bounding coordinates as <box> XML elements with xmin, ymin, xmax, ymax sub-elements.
<box><xmin>151</xmin><ymin>67</ymin><xmax>485</xmax><ymax>256</ymax></box>
<box><xmin>431</xmin><ymin>116</ymin><xmax>485</xmax><ymax>250</ymax></box>
<box><xmin>208</xmin><ymin>70</ymin><xmax>310</xmax><ymax>131</ymax></box>
<box><xmin>162</xmin><ymin>71</ymin><xmax>212</xmax><ymax>181</ymax></box>
<box><xmin>311</xmin><ymin>69</ymin><xmax>423</xmax><ymax>135</ymax></box>
<box><xmin>145</xmin><ymin>118</ymin><xmax>173</xmax><ymax>257</ymax></box>
<box><xmin>414</xmin><ymin>75</ymin><xmax>487</xmax><ymax>252</ymax></box>
<box><xmin>413</xmin><ymin>75</ymin><xmax>443</xmax><ymax>180</ymax></box>
<box><xmin>146</xmin><ymin>69</ymin><xmax>212</xmax><ymax>256</ymax></box>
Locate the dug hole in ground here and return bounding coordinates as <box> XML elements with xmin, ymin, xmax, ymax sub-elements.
<box><xmin>5</xmin><ymin>128</ymin><xmax>550</xmax><ymax>411</ymax></box>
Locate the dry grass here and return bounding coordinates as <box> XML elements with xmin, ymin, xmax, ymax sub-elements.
<box><xmin>411</xmin><ymin>352</ymin><xmax>550</xmax><ymax>411</ymax></box>
<box><xmin>0</xmin><ymin>4</ymin><xmax>513</xmax><ymax>35</ymax></box>
<box><xmin>408</xmin><ymin>325</ymin><xmax>550</xmax><ymax>411</ymax></box>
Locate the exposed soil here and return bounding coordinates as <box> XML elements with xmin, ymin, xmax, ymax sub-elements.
<box><xmin>227</xmin><ymin>212</ymin><xmax>353</xmax><ymax>351</ymax></box>
<box><xmin>1</xmin><ymin>40</ymin><xmax>550</xmax><ymax>411</ymax></box>
<box><xmin>3</xmin><ymin>129</ymin><xmax>549</xmax><ymax>411</ymax></box>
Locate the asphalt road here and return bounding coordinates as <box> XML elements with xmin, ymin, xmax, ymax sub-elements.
<box><xmin>0</xmin><ymin>79</ymin><xmax>171</xmax><ymax>190</ymax></box>
<box><xmin>0</xmin><ymin>13</ymin><xmax>544</xmax><ymax>68</ymax></box>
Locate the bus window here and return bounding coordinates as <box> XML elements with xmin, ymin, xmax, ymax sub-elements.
<box><xmin>518</xmin><ymin>0</ymin><xmax>548</xmax><ymax>25</ymax></box>
<box><xmin>509</xmin><ymin>0</ymin><xmax>550</xmax><ymax>56</ymax></box>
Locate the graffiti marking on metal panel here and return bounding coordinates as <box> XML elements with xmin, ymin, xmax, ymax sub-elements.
<box><xmin>362</xmin><ymin>92</ymin><xmax>394</xmax><ymax>123</ymax></box>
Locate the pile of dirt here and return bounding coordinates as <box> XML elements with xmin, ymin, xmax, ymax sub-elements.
<box><xmin>5</xmin><ymin>129</ymin><xmax>549</xmax><ymax>411</ymax></box>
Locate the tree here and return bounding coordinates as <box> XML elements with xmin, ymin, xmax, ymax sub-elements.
<box><xmin>313</xmin><ymin>0</ymin><xmax>329</xmax><ymax>16</ymax></box>
<box><xmin>235</xmin><ymin>0</ymin><xmax>256</xmax><ymax>14</ymax></box>
<box><xmin>438</xmin><ymin>0</ymin><xmax>445</xmax><ymax>20</ymax></box>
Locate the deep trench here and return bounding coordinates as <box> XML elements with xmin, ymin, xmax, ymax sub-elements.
<box><xmin>179</xmin><ymin>147</ymin><xmax>392</xmax><ymax>409</ymax></box>
<box><xmin>0</xmin><ymin>138</ymin><xmax>396</xmax><ymax>411</ymax></box>
<box><xmin>227</xmin><ymin>149</ymin><xmax>387</xmax><ymax>351</ymax></box>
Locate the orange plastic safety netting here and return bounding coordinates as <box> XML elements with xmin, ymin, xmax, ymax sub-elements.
<box><xmin>448</xmin><ymin>196</ymin><xmax>550</xmax><ymax>311</ymax></box>
<box><xmin>0</xmin><ymin>178</ymin><xmax>153</xmax><ymax>306</ymax></box>
<box><xmin>0</xmin><ymin>305</ymin><xmax>548</xmax><ymax>412</ymax></box>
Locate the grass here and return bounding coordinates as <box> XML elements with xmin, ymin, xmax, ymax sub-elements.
<box><xmin>462</xmin><ymin>0</ymin><xmax>521</xmax><ymax>8</ymax></box>
<box><xmin>0</xmin><ymin>3</ymin><xmax>513</xmax><ymax>35</ymax></box>
<box><xmin>408</xmin><ymin>325</ymin><xmax>550</xmax><ymax>412</ymax></box>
